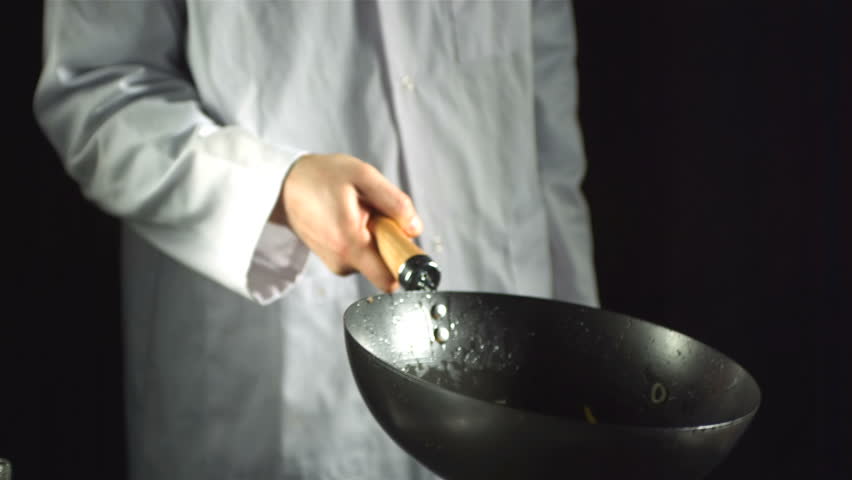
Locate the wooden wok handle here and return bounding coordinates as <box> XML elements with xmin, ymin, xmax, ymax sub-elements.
<box><xmin>370</xmin><ymin>215</ymin><xmax>441</xmax><ymax>291</ymax></box>
<box><xmin>371</xmin><ymin>216</ymin><xmax>425</xmax><ymax>273</ymax></box>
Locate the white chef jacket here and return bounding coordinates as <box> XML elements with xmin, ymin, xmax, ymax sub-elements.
<box><xmin>34</xmin><ymin>1</ymin><xmax>598</xmax><ymax>478</ymax></box>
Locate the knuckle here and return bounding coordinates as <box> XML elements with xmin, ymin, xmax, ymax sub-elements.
<box><xmin>351</xmin><ymin>160</ymin><xmax>376</xmax><ymax>180</ymax></box>
<box><xmin>392</xmin><ymin>193</ymin><xmax>413</xmax><ymax>216</ymax></box>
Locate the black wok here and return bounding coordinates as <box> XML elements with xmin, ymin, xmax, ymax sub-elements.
<box><xmin>344</xmin><ymin>218</ymin><xmax>761</xmax><ymax>479</ymax></box>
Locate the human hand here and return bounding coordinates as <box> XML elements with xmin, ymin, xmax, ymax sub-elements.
<box><xmin>270</xmin><ymin>153</ymin><xmax>423</xmax><ymax>292</ymax></box>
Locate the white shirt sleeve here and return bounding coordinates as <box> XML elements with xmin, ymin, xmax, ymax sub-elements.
<box><xmin>249</xmin><ymin>212</ymin><xmax>311</xmax><ymax>306</ymax></box>
<box><xmin>34</xmin><ymin>1</ymin><xmax>311</xmax><ymax>303</ymax></box>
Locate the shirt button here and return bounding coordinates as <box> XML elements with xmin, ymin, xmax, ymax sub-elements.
<box><xmin>400</xmin><ymin>74</ymin><xmax>416</xmax><ymax>91</ymax></box>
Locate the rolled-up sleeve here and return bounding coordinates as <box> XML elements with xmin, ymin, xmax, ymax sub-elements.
<box><xmin>33</xmin><ymin>0</ymin><xmax>310</xmax><ymax>302</ymax></box>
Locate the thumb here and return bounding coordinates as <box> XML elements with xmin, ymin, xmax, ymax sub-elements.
<box><xmin>354</xmin><ymin>163</ymin><xmax>423</xmax><ymax>237</ymax></box>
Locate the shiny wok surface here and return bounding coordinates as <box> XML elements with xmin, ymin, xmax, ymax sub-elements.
<box><xmin>344</xmin><ymin>291</ymin><xmax>761</xmax><ymax>479</ymax></box>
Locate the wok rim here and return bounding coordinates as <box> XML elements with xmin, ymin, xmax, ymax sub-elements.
<box><xmin>343</xmin><ymin>291</ymin><xmax>762</xmax><ymax>430</ymax></box>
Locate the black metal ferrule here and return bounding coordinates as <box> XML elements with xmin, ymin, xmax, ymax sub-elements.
<box><xmin>398</xmin><ymin>254</ymin><xmax>441</xmax><ymax>291</ymax></box>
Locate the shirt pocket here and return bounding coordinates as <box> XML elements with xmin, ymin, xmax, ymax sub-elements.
<box><xmin>448</xmin><ymin>0</ymin><xmax>530</xmax><ymax>63</ymax></box>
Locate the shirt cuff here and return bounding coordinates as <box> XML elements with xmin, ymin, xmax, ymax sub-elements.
<box><xmin>179</xmin><ymin>126</ymin><xmax>311</xmax><ymax>303</ymax></box>
<box><xmin>246</xmin><ymin>149</ymin><xmax>312</xmax><ymax>305</ymax></box>
<box><xmin>248</xmin><ymin>220</ymin><xmax>311</xmax><ymax>305</ymax></box>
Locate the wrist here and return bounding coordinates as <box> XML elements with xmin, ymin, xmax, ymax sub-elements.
<box><xmin>269</xmin><ymin>152</ymin><xmax>311</xmax><ymax>227</ymax></box>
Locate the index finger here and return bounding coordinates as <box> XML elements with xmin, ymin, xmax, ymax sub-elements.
<box><xmin>353</xmin><ymin>164</ymin><xmax>423</xmax><ymax>237</ymax></box>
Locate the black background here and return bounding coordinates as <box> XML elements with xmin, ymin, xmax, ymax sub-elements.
<box><xmin>2</xmin><ymin>1</ymin><xmax>850</xmax><ymax>479</ymax></box>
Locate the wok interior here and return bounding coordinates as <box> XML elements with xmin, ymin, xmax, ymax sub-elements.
<box><xmin>345</xmin><ymin>292</ymin><xmax>760</xmax><ymax>429</ymax></box>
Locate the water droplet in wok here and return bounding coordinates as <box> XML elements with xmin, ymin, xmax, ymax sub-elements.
<box><xmin>434</xmin><ymin>326</ymin><xmax>450</xmax><ymax>344</ymax></box>
<box><xmin>431</xmin><ymin>303</ymin><xmax>447</xmax><ymax>319</ymax></box>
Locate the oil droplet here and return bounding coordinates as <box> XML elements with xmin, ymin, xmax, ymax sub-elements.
<box><xmin>449</xmin><ymin>322</ymin><xmax>456</xmax><ymax>330</ymax></box>
<box><xmin>434</xmin><ymin>326</ymin><xmax>450</xmax><ymax>344</ymax></box>
<box><xmin>583</xmin><ymin>405</ymin><xmax>598</xmax><ymax>425</ymax></box>
<box><xmin>366</xmin><ymin>296</ymin><xmax>375</xmax><ymax>304</ymax></box>
<box><xmin>431</xmin><ymin>304</ymin><xmax>448</xmax><ymax>319</ymax></box>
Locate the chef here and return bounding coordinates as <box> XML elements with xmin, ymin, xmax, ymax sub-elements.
<box><xmin>33</xmin><ymin>1</ymin><xmax>598</xmax><ymax>478</ymax></box>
